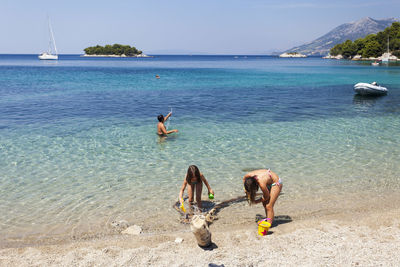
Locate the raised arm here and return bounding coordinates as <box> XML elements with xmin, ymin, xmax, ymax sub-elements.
<box><xmin>164</xmin><ymin>112</ymin><xmax>172</xmax><ymax>122</ymax></box>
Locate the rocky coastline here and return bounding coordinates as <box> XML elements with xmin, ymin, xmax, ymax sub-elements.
<box><xmin>323</xmin><ymin>52</ymin><xmax>399</xmax><ymax>61</ymax></box>
<box><xmin>279</xmin><ymin>52</ymin><xmax>307</xmax><ymax>58</ymax></box>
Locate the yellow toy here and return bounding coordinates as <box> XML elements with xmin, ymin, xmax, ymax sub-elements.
<box><xmin>179</xmin><ymin>198</ymin><xmax>186</xmax><ymax>213</ymax></box>
<box><xmin>257</xmin><ymin>220</ymin><xmax>271</xmax><ymax>236</ymax></box>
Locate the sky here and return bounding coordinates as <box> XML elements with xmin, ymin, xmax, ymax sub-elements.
<box><xmin>1</xmin><ymin>0</ymin><xmax>399</xmax><ymax>54</ymax></box>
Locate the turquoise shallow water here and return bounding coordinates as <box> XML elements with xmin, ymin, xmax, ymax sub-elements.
<box><xmin>1</xmin><ymin>55</ymin><xmax>400</xmax><ymax>245</ymax></box>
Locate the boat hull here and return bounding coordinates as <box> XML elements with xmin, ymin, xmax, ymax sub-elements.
<box><xmin>354</xmin><ymin>83</ymin><xmax>387</xmax><ymax>96</ymax></box>
<box><xmin>38</xmin><ymin>53</ymin><xmax>58</xmax><ymax>60</ymax></box>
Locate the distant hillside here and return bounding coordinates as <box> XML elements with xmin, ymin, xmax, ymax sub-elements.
<box><xmin>285</xmin><ymin>17</ymin><xmax>399</xmax><ymax>56</ymax></box>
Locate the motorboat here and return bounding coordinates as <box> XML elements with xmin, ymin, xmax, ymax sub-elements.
<box><xmin>354</xmin><ymin>82</ymin><xmax>387</xmax><ymax>96</ymax></box>
<box><xmin>371</xmin><ymin>61</ymin><xmax>379</xmax><ymax>66</ymax></box>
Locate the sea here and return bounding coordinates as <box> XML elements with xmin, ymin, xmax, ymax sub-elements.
<box><xmin>1</xmin><ymin>55</ymin><xmax>400</xmax><ymax>247</ymax></box>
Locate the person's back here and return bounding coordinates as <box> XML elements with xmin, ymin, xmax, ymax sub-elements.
<box><xmin>157</xmin><ymin>113</ymin><xmax>178</xmax><ymax>135</ymax></box>
<box><xmin>157</xmin><ymin>121</ymin><xmax>167</xmax><ymax>135</ymax></box>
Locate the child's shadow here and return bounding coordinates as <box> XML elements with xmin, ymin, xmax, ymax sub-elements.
<box><xmin>202</xmin><ymin>195</ymin><xmax>250</xmax><ymax>224</ymax></box>
<box><xmin>173</xmin><ymin>196</ymin><xmax>250</xmax><ymax>224</ymax></box>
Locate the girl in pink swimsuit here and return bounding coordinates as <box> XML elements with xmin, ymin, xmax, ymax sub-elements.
<box><xmin>243</xmin><ymin>169</ymin><xmax>282</xmax><ymax>226</ymax></box>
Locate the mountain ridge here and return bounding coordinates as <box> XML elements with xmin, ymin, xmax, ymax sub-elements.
<box><xmin>285</xmin><ymin>17</ymin><xmax>399</xmax><ymax>56</ymax></box>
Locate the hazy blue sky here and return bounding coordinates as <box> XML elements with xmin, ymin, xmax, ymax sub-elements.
<box><xmin>1</xmin><ymin>0</ymin><xmax>399</xmax><ymax>54</ymax></box>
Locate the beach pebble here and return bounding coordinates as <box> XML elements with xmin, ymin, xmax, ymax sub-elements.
<box><xmin>111</xmin><ymin>220</ymin><xmax>129</xmax><ymax>231</ymax></box>
<box><xmin>121</xmin><ymin>225</ymin><xmax>142</xmax><ymax>235</ymax></box>
<box><xmin>175</xmin><ymin>237</ymin><xmax>184</xmax><ymax>243</ymax></box>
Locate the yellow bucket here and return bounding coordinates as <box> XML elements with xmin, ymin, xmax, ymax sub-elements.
<box><xmin>257</xmin><ymin>221</ymin><xmax>271</xmax><ymax>236</ymax></box>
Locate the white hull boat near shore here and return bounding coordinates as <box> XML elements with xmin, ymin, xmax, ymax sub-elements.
<box><xmin>354</xmin><ymin>82</ymin><xmax>387</xmax><ymax>96</ymax></box>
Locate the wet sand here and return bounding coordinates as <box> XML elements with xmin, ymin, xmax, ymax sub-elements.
<box><xmin>1</xmin><ymin>193</ymin><xmax>399</xmax><ymax>266</ymax></box>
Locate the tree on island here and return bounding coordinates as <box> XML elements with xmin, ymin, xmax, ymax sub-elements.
<box><xmin>84</xmin><ymin>44</ymin><xmax>142</xmax><ymax>56</ymax></box>
<box><xmin>330</xmin><ymin>22</ymin><xmax>400</xmax><ymax>58</ymax></box>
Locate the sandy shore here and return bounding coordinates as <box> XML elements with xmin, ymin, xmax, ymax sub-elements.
<box><xmin>1</xmin><ymin>202</ymin><xmax>399</xmax><ymax>266</ymax></box>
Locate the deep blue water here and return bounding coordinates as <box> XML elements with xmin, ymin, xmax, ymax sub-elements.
<box><xmin>1</xmin><ymin>55</ymin><xmax>400</xmax><ymax>128</ymax></box>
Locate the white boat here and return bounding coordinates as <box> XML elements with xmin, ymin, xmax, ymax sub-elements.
<box><xmin>381</xmin><ymin>37</ymin><xmax>389</xmax><ymax>63</ymax></box>
<box><xmin>354</xmin><ymin>82</ymin><xmax>387</xmax><ymax>96</ymax></box>
<box><xmin>38</xmin><ymin>52</ymin><xmax>58</xmax><ymax>60</ymax></box>
<box><xmin>371</xmin><ymin>61</ymin><xmax>379</xmax><ymax>66</ymax></box>
<box><xmin>39</xmin><ymin>17</ymin><xmax>58</xmax><ymax>60</ymax></box>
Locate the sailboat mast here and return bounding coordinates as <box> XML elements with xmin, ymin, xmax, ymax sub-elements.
<box><xmin>48</xmin><ymin>17</ymin><xmax>58</xmax><ymax>55</ymax></box>
<box><xmin>39</xmin><ymin>16</ymin><xmax>58</xmax><ymax>60</ymax></box>
<box><xmin>387</xmin><ymin>36</ymin><xmax>389</xmax><ymax>53</ymax></box>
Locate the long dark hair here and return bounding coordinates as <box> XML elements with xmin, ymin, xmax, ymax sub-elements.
<box><xmin>186</xmin><ymin>165</ymin><xmax>201</xmax><ymax>185</ymax></box>
<box><xmin>244</xmin><ymin>176</ymin><xmax>259</xmax><ymax>204</ymax></box>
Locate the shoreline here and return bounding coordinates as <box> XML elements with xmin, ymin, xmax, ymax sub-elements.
<box><xmin>323</xmin><ymin>54</ymin><xmax>400</xmax><ymax>61</ymax></box>
<box><xmin>2</xmin><ymin>187</ymin><xmax>399</xmax><ymax>247</ymax></box>
<box><xmin>1</xmin><ymin>204</ymin><xmax>399</xmax><ymax>265</ymax></box>
<box><xmin>1</xmin><ymin>191</ymin><xmax>399</xmax><ymax>265</ymax></box>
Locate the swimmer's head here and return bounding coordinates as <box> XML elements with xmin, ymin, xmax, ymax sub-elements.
<box><xmin>157</xmin><ymin>114</ymin><xmax>164</xmax><ymax>122</ymax></box>
<box><xmin>244</xmin><ymin>176</ymin><xmax>259</xmax><ymax>204</ymax></box>
<box><xmin>186</xmin><ymin>165</ymin><xmax>201</xmax><ymax>185</ymax></box>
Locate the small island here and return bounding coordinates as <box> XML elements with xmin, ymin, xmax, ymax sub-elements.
<box><xmin>82</xmin><ymin>44</ymin><xmax>151</xmax><ymax>57</ymax></box>
<box><xmin>279</xmin><ymin>52</ymin><xmax>307</xmax><ymax>58</ymax></box>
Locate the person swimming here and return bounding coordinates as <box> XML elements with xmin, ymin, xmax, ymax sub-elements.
<box><xmin>157</xmin><ymin>112</ymin><xmax>178</xmax><ymax>136</ymax></box>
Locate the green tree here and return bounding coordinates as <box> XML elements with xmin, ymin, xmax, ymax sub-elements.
<box><xmin>83</xmin><ymin>44</ymin><xmax>143</xmax><ymax>56</ymax></box>
<box><xmin>341</xmin><ymin>40</ymin><xmax>358</xmax><ymax>58</ymax></box>
<box><xmin>330</xmin><ymin>43</ymin><xmax>343</xmax><ymax>56</ymax></box>
<box><xmin>330</xmin><ymin>22</ymin><xmax>400</xmax><ymax>59</ymax></box>
<box><xmin>354</xmin><ymin>38</ymin><xmax>365</xmax><ymax>55</ymax></box>
<box><xmin>362</xmin><ymin>41</ymin><xmax>382</xmax><ymax>58</ymax></box>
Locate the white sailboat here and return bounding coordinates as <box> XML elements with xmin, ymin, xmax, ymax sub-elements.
<box><xmin>381</xmin><ymin>37</ymin><xmax>389</xmax><ymax>63</ymax></box>
<box><xmin>39</xmin><ymin>17</ymin><xmax>58</xmax><ymax>60</ymax></box>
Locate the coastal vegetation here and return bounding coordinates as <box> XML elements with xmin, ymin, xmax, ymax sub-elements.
<box><xmin>330</xmin><ymin>22</ymin><xmax>400</xmax><ymax>58</ymax></box>
<box><xmin>84</xmin><ymin>44</ymin><xmax>142</xmax><ymax>56</ymax></box>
